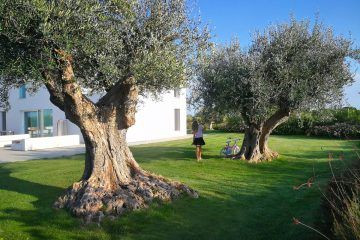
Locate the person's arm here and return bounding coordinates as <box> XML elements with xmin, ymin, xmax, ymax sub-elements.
<box><xmin>192</xmin><ymin>128</ymin><xmax>197</xmax><ymax>138</ymax></box>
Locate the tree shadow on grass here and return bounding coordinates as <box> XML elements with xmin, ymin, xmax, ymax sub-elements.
<box><xmin>132</xmin><ymin>146</ymin><xmax>220</xmax><ymax>163</ymax></box>
<box><xmin>100</xmin><ymin>172</ymin><xmax>328</xmax><ymax>240</ymax></box>
<box><xmin>0</xmin><ymin>139</ymin><xmax>350</xmax><ymax>240</ymax></box>
<box><xmin>0</xmin><ymin>158</ymin><xmax>327</xmax><ymax>240</ymax></box>
<box><xmin>104</xmin><ymin>151</ymin><xmax>335</xmax><ymax>239</ymax></box>
<box><xmin>0</xmin><ymin>164</ymin><xmax>96</xmax><ymax>240</ymax></box>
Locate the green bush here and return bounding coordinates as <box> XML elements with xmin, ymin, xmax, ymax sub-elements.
<box><xmin>198</xmin><ymin>107</ymin><xmax>360</xmax><ymax>138</ymax></box>
<box><xmin>187</xmin><ymin>115</ymin><xmax>211</xmax><ymax>132</ymax></box>
<box><xmin>334</xmin><ymin>107</ymin><xmax>360</xmax><ymax>125</ymax></box>
<box><xmin>187</xmin><ymin>115</ymin><xmax>194</xmax><ymax>132</ymax></box>
<box><xmin>309</xmin><ymin>123</ymin><xmax>360</xmax><ymax>139</ymax></box>
<box><xmin>273</xmin><ymin>113</ymin><xmax>314</xmax><ymax>135</ymax></box>
<box><xmin>213</xmin><ymin>115</ymin><xmax>246</xmax><ymax>132</ymax></box>
<box><xmin>274</xmin><ymin>108</ymin><xmax>360</xmax><ymax>138</ymax></box>
<box><xmin>319</xmin><ymin>157</ymin><xmax>360</xmax><ymax>240</ymax></box>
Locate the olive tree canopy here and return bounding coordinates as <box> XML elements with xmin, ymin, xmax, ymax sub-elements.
<box><xmin>192</xmin><ymin>19</ymin><xmax>357</xmax><ymax>162</ymax></box>
<box><xmin>0</xmin><ymin>0</ymin><xmax>209</xmax><ymax>221</ymax></box>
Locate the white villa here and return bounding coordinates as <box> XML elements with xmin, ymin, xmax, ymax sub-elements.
<box><xmin>0</xmin><ymin>86</ymin><xmax>187</xmax><ymax>145</ymax></box>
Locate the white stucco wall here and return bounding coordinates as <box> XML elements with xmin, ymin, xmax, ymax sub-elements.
<box><xmin>11</xmin><ymin>135</ymin><xmax>80</xmax><ymax>151</ymax></box>
<box><xmin>0</xmin><ymin>134</ymin><xmax>30</xmax><ymax>147</ymax></box>
<box><xmin>127</xmin><ymin>90</ymin><xmax>187</xmax><ymax>142</ymax></box>
<box><xmin>4</xmin><ymin>87</ymin><xmax>187</xmax><ymax>143</ymax></box>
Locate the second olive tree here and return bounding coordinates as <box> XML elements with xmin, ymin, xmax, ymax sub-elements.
<box><xmin>192</xmin><ymin>19</ymin><xmax>357</xmax><ymax>162</ymax></box>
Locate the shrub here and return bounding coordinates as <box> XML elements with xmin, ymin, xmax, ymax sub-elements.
<box><xmin>273</xmin><ymin>113</ymin><xmax>314</xmax><ymax>135</ymax></box>
<box><xmin>320</xmin><ymin>156</ymin><xmax>360</xmax><ymax>240</ymax></box>
<box><xmin>187</xmin><ymin>115</ymin><xmax>195</xmax><ymax>132</ymax></box>
<box><xmin>273</xmin><ymin>109</ymin><xmax>360</xmax><ymax>139</ymax></box>
<box><xmin>334</xmin><ymin>107</ymin><xmax>360</xmax><ymax>125</ymax></box>
<box><xmin>333</xmin><ymin>192</ymin><xmax>360</xmax><ymax>239</ymax></box>
<box><xmin>213</xmin><ymin>115</ymin><xmax>246</xmax><ymax>132</ymax></box>
<box><xmin>309</xmin><ymin>123</ymin><xmax>360</xmax><ymax>139</ymax></box>
<box><xmin>204</xmin><ymin>107</ymin><xmax>360</xmax><ymax>138</ymax></box>
<box><xmin>187</xmin><ymin>115</ymin><xmax>211</xmax><ymax>132</ymax></box>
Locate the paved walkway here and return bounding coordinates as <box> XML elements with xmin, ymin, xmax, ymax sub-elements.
<box><xmin>0</xmin><ymin>135</ymin><xmax>192</xmax><ymax>163</ymax></box>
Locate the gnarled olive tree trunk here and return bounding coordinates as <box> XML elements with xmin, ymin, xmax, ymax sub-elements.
<box><xmin>259</xmin><ymin>108</ymin><xmax>290</xmax><ymax>160</ymax></box>
<box><xmin>46</xmin><ymin>55</ymin><xmax>197</xmax><ymax>222</ymax></box>
<box><xmin>236</xmin><ymin>109</ymin><xmax>290</xmax><ymax>163</ymax></box>
<box><xmin>238</xmin><ymin>125</ymin><xmax>263</xmax><ymax>163</ymax></box>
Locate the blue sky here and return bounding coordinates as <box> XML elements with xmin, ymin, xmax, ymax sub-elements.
<box><xmin>195</xmin><ymin>0</ymin><xmax>360</xmax><ymax>108</ymax></box>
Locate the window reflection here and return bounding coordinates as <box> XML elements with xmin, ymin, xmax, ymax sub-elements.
<box><xmin>24</xmin><ymin>109</ymin><xmax>53</xmax><ymax>137</ymax></box>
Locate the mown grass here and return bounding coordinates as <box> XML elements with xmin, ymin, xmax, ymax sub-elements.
<box><xmin>0</xmin><ymin>132</ymin><xmax>358</xmax><ymax>240</ymax></box>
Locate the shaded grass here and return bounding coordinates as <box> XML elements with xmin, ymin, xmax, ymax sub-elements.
<box><xmin>0</xmin><ymin>132</ymin><xmax>358</xmax><ymax>240</ymax></box>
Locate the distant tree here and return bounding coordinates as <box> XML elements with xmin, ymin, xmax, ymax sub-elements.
<box><xmin>192</xmin><ymin>19</ymin><xmax>358</xmax><ymax>162</ymax></box>
<box><xmin>0</xmin><ymin>0</ymin><xmax>209</xmax><ymax>220</ymax></box>
<box><xmin>192</xmin><ymin>107</ymin><xmax>223</xmax><ymax>130</ymax></box>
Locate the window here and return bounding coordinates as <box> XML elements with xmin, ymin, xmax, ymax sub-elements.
<box><xmin>1</xmin><ymin>111</ymin><xmax>5</xmax><ymax>131</ymax></box>
<box><xmin>24</xmin><ymin>111</ymin><xmax>38</xmax><ymax>137</ymax></box>
<box><xmin>19</xmin><ymin>85</ymin><xmax>26</xmax><ymax>99</ymax></box>
<box><xmin>42</xmin><ymin>109</ymin><xmax>53</xmax><ymax>137</ymax></box>
<box><xmin>174</xmin><ymin>88</ymin><xmax>181</xmax><ymax>98</ymax></box>
<box><xmin>24</xmin><ymin>109</ymin><xmax>53</xmax><ymax>137</ymax></box>
<box><xmin>174</xmin><ymin>109</ymin><xmax>180</xmax><ymax>131</ymax></box>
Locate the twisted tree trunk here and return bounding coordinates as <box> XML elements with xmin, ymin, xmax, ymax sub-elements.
<box><xmin>46</xmin><ymin>53</ymin><xmax>197</xmax><ymax>222</ymax></box>
<box><xmin>55</xmin><ymin>120</ymin><xmax>197</xmax><ymax>222</ymax></box>
<box><xmin>259</xmin><ymin>108</ymin><xmax>290</xmax><ymax>160</ymax></box>
<box><xmin>236</xmin><ymin>109</ymin><xmax>291</xmax><ymax>163</ymax></box>
<box><xmin>237</xmin><ymin>125</ymin><xmax>262</xmax><ymax>163</ymax></box>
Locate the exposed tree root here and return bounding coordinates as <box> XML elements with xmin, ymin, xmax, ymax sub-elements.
<box><xmin>232</xmin><ymin>149</ymin><xmax>279</xmax><ymax>163</ymax></box>
<box><xmin>54</xmin><ymin>172</ymin><xmax>198</xmax><ymax>222</ymax></box>
<box><xmin>260</xmin><ymin>148</ymin><xmax>279</xmax><ymax>162</ymax></box>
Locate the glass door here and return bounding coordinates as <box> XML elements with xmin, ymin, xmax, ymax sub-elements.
<box><xmin>42</xmin><ymin>109</ymin><xmax>53</xmax><ymax>137</ymax></box>
<box><xmin>1</xmin><ymin>111</ymin><xmax>5</xmax><ymax>131</ymax></box>
<box><xmin>24</xmin><ymin>111</ymin><xmax>39</xmax><ymax>137</ymax></box>
<box><xmin>24</xmin><ymin>109</ymin><xmax>53</xmax><ymax>137</ymax></box>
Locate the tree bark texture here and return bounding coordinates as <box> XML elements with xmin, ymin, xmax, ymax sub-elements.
<box><xmin>238</xmin><ymin>125</ymin><xmax>262</xmax><ymax>163</ymax></box>
<box><xmin>54</xmin><ymin>124</ymin><xmax>197</xmax><ymax>222</ymax></box>
<box><xmin>236</xmin><ymin>109</ymin><xmax>290</xmax><ymax>163</ymax></box>
<box><xmin>259</xmin><ymin>109</ymin><xmax>290</xmax><ymax>160</ymax></box>
<box><xmin>46</xmin><ymin>51</ymin><xmax>197</xmax><ymax>222</ymax></box>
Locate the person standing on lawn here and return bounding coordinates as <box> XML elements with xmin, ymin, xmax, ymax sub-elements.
<box><xmin>192</xmin><ymin>120</ymin><xmax>205</xmax><ymax>161</ymax></box>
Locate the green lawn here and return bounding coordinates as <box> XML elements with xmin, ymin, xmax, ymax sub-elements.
<box><xmin>0</xmin><ymin>132</ymin><xmax>358</xmax><ymax>240</ymax></box>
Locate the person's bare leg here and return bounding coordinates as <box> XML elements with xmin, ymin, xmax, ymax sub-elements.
<box><xmin>199</xmin><ymin>146</ymin><xmax>202</xmax><ymax>160</ymax></box>
<box><xmin>197</xmin><ymin>146</ymin><xmax>202</xmax><ymax>161</ymax></box>
<box><xmin>196</xmin><ymin>146</ymin><xmax>199</xmax><ymax>161</ymax></box>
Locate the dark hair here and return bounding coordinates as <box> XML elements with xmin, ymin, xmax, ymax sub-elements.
<box><xmin>192</xmin><ymin>120</ymin><xmax>199</xmax><ymax>132</ymax></box>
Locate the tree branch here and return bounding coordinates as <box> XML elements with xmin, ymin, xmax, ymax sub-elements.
<box><xmin>42</xmin><ymin>71</ymin><xmax>65</xmax><ymax>111</ymax></box>
<box><xmin>259</xmin><ymin>107</ymin><xmax>291</xmax><ymax>153</ymax></box>
<box><xmin>53</xmin><ymin>49</ymin><xmax>98</xmax><ymax>128</ymax></box>
<box><xmin>262</xmin><ymin>108</ymin><xmax>291</xmax><ymax>134</ymax></box>
<box><xmin>96</xmin><ymin>75</ymin><xmax>135</xmax><ymax>107</ymax></box>
<box><xmin>96</xmin><ymin>76</ymin><xmax>138</xmax><ymax>129</ymax></box>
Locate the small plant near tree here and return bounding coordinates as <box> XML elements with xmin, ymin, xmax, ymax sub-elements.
<box><xmin>293</xmin><ymin>146</ymin><xmax>360</xmax><ymax>240</ymax></box>
<box><xmin>320</xmin><ymin>148</ymin><xmax>360</xmax><ymax>240</ymax></box>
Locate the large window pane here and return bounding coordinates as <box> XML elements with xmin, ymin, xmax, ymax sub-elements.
<box><xmin>1</xmin><ymin>111</ymin><xmax>5</xmax><ymax>131</ymax></box>
<box><xmin>43</xmin><ymin>109</ymin><xmax>53</xmax><ymax>136</ymax></box>
<box><xmin>23</xmin><ymin>109</ymin><xmax>53</xmax><ymax>137</ymax></box>
<box><xmin>24</xmin><ymin>111</ymin><xmax>38</xmax><ymax>137</ymax></box>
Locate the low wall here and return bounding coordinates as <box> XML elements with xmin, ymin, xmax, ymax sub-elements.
<box><xmin>0</xmin><ymin>134</ymin><xmax>30</xmax><ymax>147</ymax></box>
<box><xmin>11</xmin><ymin>135</ymin><xmax>80</xmax><ymax>151</ymax></box>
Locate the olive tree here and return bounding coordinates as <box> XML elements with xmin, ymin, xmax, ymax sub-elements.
<box><xmin>0</xmin><ymin>0</ymin><xmax>209</xmax><ymax>221</ymax></box>
<box><xmin>192</xmin><ymin>19</ymin><xmax>357</xmax><ymax>162</ymax></box>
